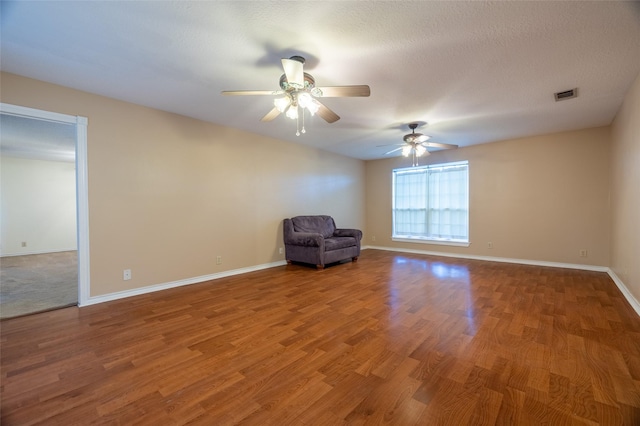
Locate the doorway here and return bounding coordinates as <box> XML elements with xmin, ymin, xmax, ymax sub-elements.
<box><xmin>0</xmin><ymin>103</ymin><xmax>89</xmax><ymax>319</ymax></box>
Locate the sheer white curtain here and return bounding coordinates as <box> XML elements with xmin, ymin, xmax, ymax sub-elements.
<box><xmin>393</xmin><ymin>162</ymin><xmax>468</xmax><ymax>241</ymax></box>
<box><xmin>394</xmin><ymin>169</ymin><xmax>428</xmax><ymax>236</ymax></box>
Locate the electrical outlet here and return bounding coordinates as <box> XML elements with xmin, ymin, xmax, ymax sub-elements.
<box><xmin>371</xmin><ymin>236</ymin><xmax>376</xmax><ymax>242</ymax></box>
<box><xmin>278</xmin><ymin>247</ymin><xmax>283</xmax><ymax>254</ymax></box>
<box><xmin>21</xmin><ymin>242</ymin><xmax>27</xmax><ymax>247</ymax></box>
<box><xmin>123</xmin><ymin>269</ymin><xmax>132</xmax><ymax>280</ymax></box>
<box><xmin>487</xmin><ymin>242</ymin><xmax>493</xmax><ymax>249</ymax></box>
<box><xmin>579</xmin><ymin>249</ymin><xmax>588</xmax><ymax>257</ymax></box>
<box><xmin>216</xmin><ymin>256</ymin><xmax>222</xmax><ymax>265</ymax></box>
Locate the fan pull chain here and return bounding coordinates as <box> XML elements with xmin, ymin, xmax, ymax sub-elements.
<box><xmin>296</xmin><ymin>110</ymin><xmax>300</xmax><ymax>136</ymax></box>
<box><xmin>301</xmin><ymin>109</ymin><xmax>306</xmax><ymax>134</ymax></box>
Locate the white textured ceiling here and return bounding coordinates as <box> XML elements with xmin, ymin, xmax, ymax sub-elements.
<box><xmin>1</xmin><ymin>1</ymin><xmax>639</xmax><ymax>160</ymax></box>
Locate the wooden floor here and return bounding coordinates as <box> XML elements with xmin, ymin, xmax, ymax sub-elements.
<box><xmin>1</xmin><ymin>250</ymin><xmax>639</xmax><ymax>425</ymax></box>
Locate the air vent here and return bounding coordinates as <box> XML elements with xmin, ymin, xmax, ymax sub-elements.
<box><xmin>554</xmin><ymin>88</ymin><xmax>578</xmax><ymax>101</ymax></box>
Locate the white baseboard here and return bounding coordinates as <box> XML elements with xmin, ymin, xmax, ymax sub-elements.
<box><xmin>607</xmin><ymin>269</ymin><xmax>640</xmax><ymax>317</ymax></box>
<box><xmin>362</xmin><ymin>245</ymin><xmax>639</xmax><ymax>317</ymax></box>
<box><xmin>80</xmin><ymin>260</ymin><xmax>288</xmax><ymax>307</ymax></box>
<box><xmin>362</xmin><ymin>245</ymin><xmax>608</xmax><ymax>272</ymax></box>
<box><xmin>1</xmin><ymin>248</ymin><xmax>77</xmax><ymax>257</ymax></box>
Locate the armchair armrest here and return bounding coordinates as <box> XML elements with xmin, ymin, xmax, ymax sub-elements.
<box><xmin>283</xmin><ymin>218</ymin><xmax>324</xmax><ymax>247</ymax></box>
<box><xmin>285</xmin><ymin>232</ymin><xmax>324</xmax><ymax>247</ymax></box>
<box><xmin>333</xmin><ymin>228</ymin><xmax>363</xmax><ymax>241</ymax></box>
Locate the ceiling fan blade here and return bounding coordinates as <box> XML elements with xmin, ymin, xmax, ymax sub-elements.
<box><xmin>221</xmin><ymin>90</ymin><xmax>279</xmax><ymax>96</ymax></box>
<box><xmin>315</xmin><ymin>101</ymin><xmax>340</xmax><ymax>123</ymax></box>
<box><xmin>281</xmin><ymin>58</ymin><xmax>304</xmax><ymax>88</ymax></box>
<box><xmin>384</xmin><ymin>147</ymin><xmax>403</xmax><ymax>155</ymax></box>
<box><xmin>423</xmin><ymin>142</ymin><xmax>459</xmax><ymax>149</ymax></box>
<box><xmin>260</xmin><ymin>107</ymin><xmax>281</xmax><ymax>122</ymax></box>
<box><xmin>316</xmin><ymin>85</ymin><xmax>371</xmax><ymax>97</ymax></box>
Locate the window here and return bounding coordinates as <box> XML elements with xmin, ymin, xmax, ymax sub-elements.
<box><xmin>392</xmin><ymin>161</ymin><xmax>469</xmax><ymax>246</ymax></box>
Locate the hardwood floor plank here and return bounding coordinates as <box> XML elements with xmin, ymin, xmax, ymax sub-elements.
<box><xmin>468</xmin><ymin>387</ymin><xmax>503</xmax><ymax>426</ymax></box>
<box><xmin>344</xmin><ymin>357</ymin><xmax>423</xmax><ymax>424</ymax></box>
<box><xmin>2</xmin><ymin>250</ymin><xmax>640</xmax><ymax>424</ymax></box>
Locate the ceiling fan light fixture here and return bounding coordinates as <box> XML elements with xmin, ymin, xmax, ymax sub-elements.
<box><xmin>310</xmin><ymin>87</ymin><xmax>323</xmax><ymax>97</ymax></box>
<box><xmin>297</xmin><ymin>92</ymin><xmax>320</xmax><ymax>116</ymax></box>
<box><xmin>402</xmin><ymin>145</ymin><xmax>412</xmax><ymax>157</ymax></box>
<box><xmin>274</xmin><ymin>96</ymin><xmax>291</xmax><ymax>113</ymax></box>
<box><xmin>307</xmin><ymin>99</ymin><xmax>321</xmax><ymax>116</ymax></box>
<box><xmin>285</xmin><ymin>103</ymin><xmax>299</xmax><ymax>120</ymax></box>
<box><xmin>297</xmin><ymin>92</ymin><xmax>313</xmax><ymax>108</ymax></box>
<box><xmin>415</xmin><ymin>144</ymin><xmax>427</xmax><ymax>157</ymax></box>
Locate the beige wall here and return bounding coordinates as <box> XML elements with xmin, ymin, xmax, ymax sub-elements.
<box><xmin>1</xmin><ymin>72</ymin><xmax>365</xmax><ymax>297</ymax></box>
<box><xmin>611</xmin><ymin>71</ymin><xmax>640</xmax><ymax>303</ymax></box>
<box><xmin>366</xmin><ymin>127</ymin><xmax>611</xmax><ymax>266</ymax></box>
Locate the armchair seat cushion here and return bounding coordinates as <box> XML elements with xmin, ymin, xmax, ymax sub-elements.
<box><xmin>324</xmin><ymin>236</ymin><xmax>357</xmax><ymax>251</ymax></box>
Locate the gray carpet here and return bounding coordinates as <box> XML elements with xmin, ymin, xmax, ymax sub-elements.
<box><xmin>0</xmin><ymin>251</ymin><xmax>78</xmax><ymax>319</ymax></box>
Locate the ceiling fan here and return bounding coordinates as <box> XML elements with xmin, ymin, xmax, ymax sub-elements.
<box><xmin>385</xmin><ymin>123</ymin><xmax>459</xmax><ymax>166</ymax></box>
<box><xmin>221</xmin><ymin>56</ymin><xmax>370</xmax><ymax>135</ymax></box>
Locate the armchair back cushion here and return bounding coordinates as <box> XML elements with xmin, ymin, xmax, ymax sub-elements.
<box><xmin>291</xmin><ymin>215</ymin><xmax>335</xmax><ymax>238</ymax></box>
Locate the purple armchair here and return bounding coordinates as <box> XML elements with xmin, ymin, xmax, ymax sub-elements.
<box><xmin>283</xmin><ymin>215</ymin><xmax>362</xmax><ymax>269</ymax></box>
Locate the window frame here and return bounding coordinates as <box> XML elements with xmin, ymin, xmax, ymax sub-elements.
<box><xmin>392</xmin><ymin>160</ymin><xmax>470</xmax><ymax>247</ymax></box>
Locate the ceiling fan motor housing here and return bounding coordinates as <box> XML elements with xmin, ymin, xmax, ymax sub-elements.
<box><xmin>279</xmin><ymin>73</ymin><xmax>317</xmax><ymax>92</ymax></box>
<box><xmin>404</xmin><ymin>132</ymin><xmax>429</xmax><ymax>144</ymax></box>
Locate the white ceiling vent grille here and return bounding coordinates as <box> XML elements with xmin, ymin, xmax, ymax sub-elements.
<box><xmin>554</xmin><ymin>88</ymin><xmax>578</xmax><ymax>101</ymax></box>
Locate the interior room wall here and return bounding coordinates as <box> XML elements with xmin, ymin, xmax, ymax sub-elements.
<box><xmin>610</xmin><ymin>71</ymin><xmax>640</xmax><ymax>303</ymax></box>
<box><xmin>0</xmin><ymin>155</ymin><xmax>77</xmax><ymax>256</ymax></box>
<box><xmin>365</xmin><ymin>126</ymin><xmax>611</xmax><ymax>267</ymax></box>
<box><xmin>0</xmin><ymin>72</ymin><xmax>366</xmax><ymax>298</ymax></box>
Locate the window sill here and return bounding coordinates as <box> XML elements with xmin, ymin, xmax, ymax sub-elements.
<box><xmin>392</xmin><ymin>237</ymin><xmax>470</xmax><ymax>247</ymax></box>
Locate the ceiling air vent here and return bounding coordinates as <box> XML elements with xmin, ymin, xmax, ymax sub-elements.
<box><xmin>554</xmin><ymin>88</ymin><xmax>578</xmax><ymax>101</ymax></box>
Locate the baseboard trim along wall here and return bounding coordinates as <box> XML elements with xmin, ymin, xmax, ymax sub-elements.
<box><xmin>362</xmin><ymin>245</ymin><xmax>609</xmax><ymax>272</ymax></box>
<box><xmin>607</xmin><ymin>268</ymin><xmax>640</xmax><ymax>317</ymax></box>
<box><xmin>82</xmin><ymin>246</ymin><xmax>640</xmax><ymax>318</ymax></box>
<box><xmin>81</xmin><ymin>260</ymin><xmax>288</xmax><ymax>307</ymax></box>
<box><xmin>0</xmin><ymin>248</ymin><xmax>78</xmax><ymax>257</ymax></box>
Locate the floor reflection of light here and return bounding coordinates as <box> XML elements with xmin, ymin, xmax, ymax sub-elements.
<box><xmin>387</xmin><ymin>256</ymin><xmax>477</xmax><ymax>335</ymax></box>
<box><xmin>393</xmin><ymin>256</ymin><xmax>429</xmax><ymax>270</ymax></box>
<box><xmin>430</xmin><ymin>262</ymin><xmax>468</xmax><ymax>280</ymax></box>
<box><xmin>430</xmin><ymin>262</ymin><xmax>477</xmax><ymax>335</ymax></box>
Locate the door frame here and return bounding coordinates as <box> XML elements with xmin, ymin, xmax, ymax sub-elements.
<box><xmin>1</xmin><ymin>103</ymin><xmax>90</xmax><ymax>306</ymax></box>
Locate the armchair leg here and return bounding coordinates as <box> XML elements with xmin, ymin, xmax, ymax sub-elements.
<box><xmin>316</xmin><ymin>264</ymin><xmax>324</xmax><ymax>270</ymax></box>
<box><xmin>352</xmin><ymin>256</ymin><xmax>359</xmax><ymax>262</ymax></box>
